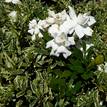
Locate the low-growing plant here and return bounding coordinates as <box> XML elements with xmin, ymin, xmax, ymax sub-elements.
<box><xmin>0</xmin><ymin>0</ymin><xmax>107</xmax><ymax>107</ymax></box>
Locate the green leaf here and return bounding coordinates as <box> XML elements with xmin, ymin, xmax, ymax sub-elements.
<box><xmin>81</xmin><ymin>71</ymin><xmax>93</xmax><ymax>80</ymax></box>
<box><xmin>94</xmin><ymin>55</ymin><xmax>104</xmax><ymax>65</ymax></box>
<box><xmin>61</xmin><ymin>70</ymin><xmax>72</xmax><ymax>78</ymax></box>
<box><xmin>14</xmin><ymin>76</ymin><xmax>28</xmax><ymax>91</ymax></box>
<box><xmin>74</xmin><ymin>81</ymin><xmax>82</xmax><ymax>93</ymax></box>
<box><xmin>68</xmin><ymin>60</ymin><xmax>84</xmax><ymax>73</ymax></box>
<box><xmin>43</xmin><ymin>101</ymin><xmax>53</xmax><ymax>107</ymax></box>
<box><xmin>16</xmin><ymin>91</ymin><xmax>25</xmax><ymax>98</ymax></box>
<box><xmin>72</xmin><ymin>47</ymin><xmax>83</xmax><ymax>60</ymax></box>
<box><xmin>29</xmin><ymin>99</ymin><xmax>37</xmax><ymax>107</ymax></box>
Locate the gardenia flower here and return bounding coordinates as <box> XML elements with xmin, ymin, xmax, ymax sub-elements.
<box><xmin>8</xmin><ymin>11</ymin><xmax>17</xmax><ymax>22</ymax></box>
<box><xmin>28</xmin><ymin>19</ymin><xmax>43</xmax><ymax>40</ymax></box>
<box><xmin>60</xmin><ymin>6</ymin><xmax>96</xmax><ymax>39</ymax></box>
<box><xmin>45</xmin><ymin>9</ymin><xmax>68</xmax><ymax>27</ymax></box>
<box><xmin>5</xmin><ymin>0</ymin><xmax>21</xmax><ymax>4</ymax></box>
<box><xmin>46</xmin><ymin>32</ymin><xmax>75</xmax><ymax>58</ymax></box>
<box><xmin>38</xmin><ymin>10</ymin><xmax>68</xmax><ymax>32</ymax></box>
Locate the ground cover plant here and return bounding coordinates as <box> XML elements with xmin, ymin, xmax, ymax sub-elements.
<box><xmin>0</xmin><ymin>0</ymin><xmax>107</xmax><ymax>107</ymax></box>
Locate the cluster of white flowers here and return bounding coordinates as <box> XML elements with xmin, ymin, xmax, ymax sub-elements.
<box><xmin>28</xmin><ymin>6</ymin><xmax>96</xmax><ymax>58</ymax></box>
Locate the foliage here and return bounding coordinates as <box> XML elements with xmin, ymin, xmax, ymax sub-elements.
<box><xmin>0</xmin><ymin>0</ymin><xmax>107</xmax><ymax>107</ymax></box>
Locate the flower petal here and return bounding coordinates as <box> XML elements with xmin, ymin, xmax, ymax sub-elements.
<box><xmin>48</xmin><ymin>24</ymin><xmax>59</xmax><ymax>37</ymax></box>
<box><xmin>46</xmin><ymin>40</ymin><xmax>58</xmax><ymax>50</ymax></box>
<box><xmin>29</xmin><ymin>19</ymin><xmax>37</xmax><ymax>29</ymax></box>
<box><xmin>38</xmin><ymin>33</ymin><xmax>43</xmax><ymax>38</ymax></box>
<box><xmin>48</xmin><ymin>10</ymin><xmax>55</xmax><ymax>17</ymax></box>
<box><xmin>68</xmin><ymin>6</ymin><xmax>77</xmax><ymax>19</ymax></box>
<box><xmin>46</xmin><ymin>17</ymin><xmax>55</xmax><ymax>24</ymax></box>
<box><xmin>88</xmin><ymin>16</ymin><xmax>96</xmax><ymax>26</ymax></box>
<box><xmin>54</xmin><ymin>33</ymin><xmax>67</xmax><ymax>44</ymax></box>
<box><xmin>60</xmin><ymin>19</ymin><xmax>75</xmax><ymax>34</ymax></box>
<box><xmin>68</xmin><ymin>37</ymin><xmax>75</xmax><ymax>45</ymax></box>
<box><xmin>38</xmin><ymin>20</ymin><xmax>49</xmax><ymax>29</ymax></box>
<box><xmin>34</xmin><ymin>28</ymin><xmax>40</xmax><ymax>35</ymax></box>
<box><xmin>28</xmin><ymin>29</ymin><xmax>34</xmax><ymax>35</ymax></box>
<box><xmin>56</xmin><ymin>46</ymin><xmax>71</xmax><ymax>58</ymax></box>
<box><xmin>46</xmin><ymin>40</ymin><xmax>54</xmax><ymax>48</ymax></box>
<box><xmin>77</xmin><ymin>13</ymin><xmax>89</xmax><ymax>25</ymax></box>
<box><xmin>83</xmin><ymin>27</ymin><xmax>93</xmax><ymax>36</ymax></box>
<box><xmin>60</xmin><ymin>10</ymin><xmax>68</xmax><ymax>21</ymax></box>
<box><xmin>75</xmin><ymin>25</ymin><xmax>85</xmax><ymax>39</ymax></box>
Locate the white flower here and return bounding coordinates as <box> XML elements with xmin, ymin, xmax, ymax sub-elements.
<box><xmin>48</xmin><ymin>24</ymin><xmax>75</xmax><ymax>45</ymax></box>
<box><xmin>5</xmin><ymin>0</ymin><xmax>21</xmax><ymax>4</ymax></box>
<box><xmin>8</xmin><ymin>11</ymin><xmax>17</xmax><ymax>22</ymax></box>
<box><xmin>46</xmin><ymin>10</ymin><xmax>68</xmax><ymax>26</ymax></box>
<box><xmin>54</xmin><ymin>33</ymin><xmax>75</xmax><ymax>47</ymax></box>
<box><xmin>60</xmin><ymin>6</ymin><xmax>96</xmax><ymax>39</ymax></box>
<box><xmin>28</xmin><ymin>19</ymin><xmax>43</xmax><ymax>40</ymax></box>
<box><xmin>46</xmin><ymin>40</ymin><xmax>72</xmax><ymax>58</ymax></box>
<box><xmin>46</xmin><ymin>32</ymin><xmax>75</xmax><ymax>58</ymax></box>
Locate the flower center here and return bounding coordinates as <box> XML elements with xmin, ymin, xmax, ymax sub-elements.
<box><xmin>54</xmin><ymin>33</ymin><xmax>67</xmax><ymax>46</ymax></box>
